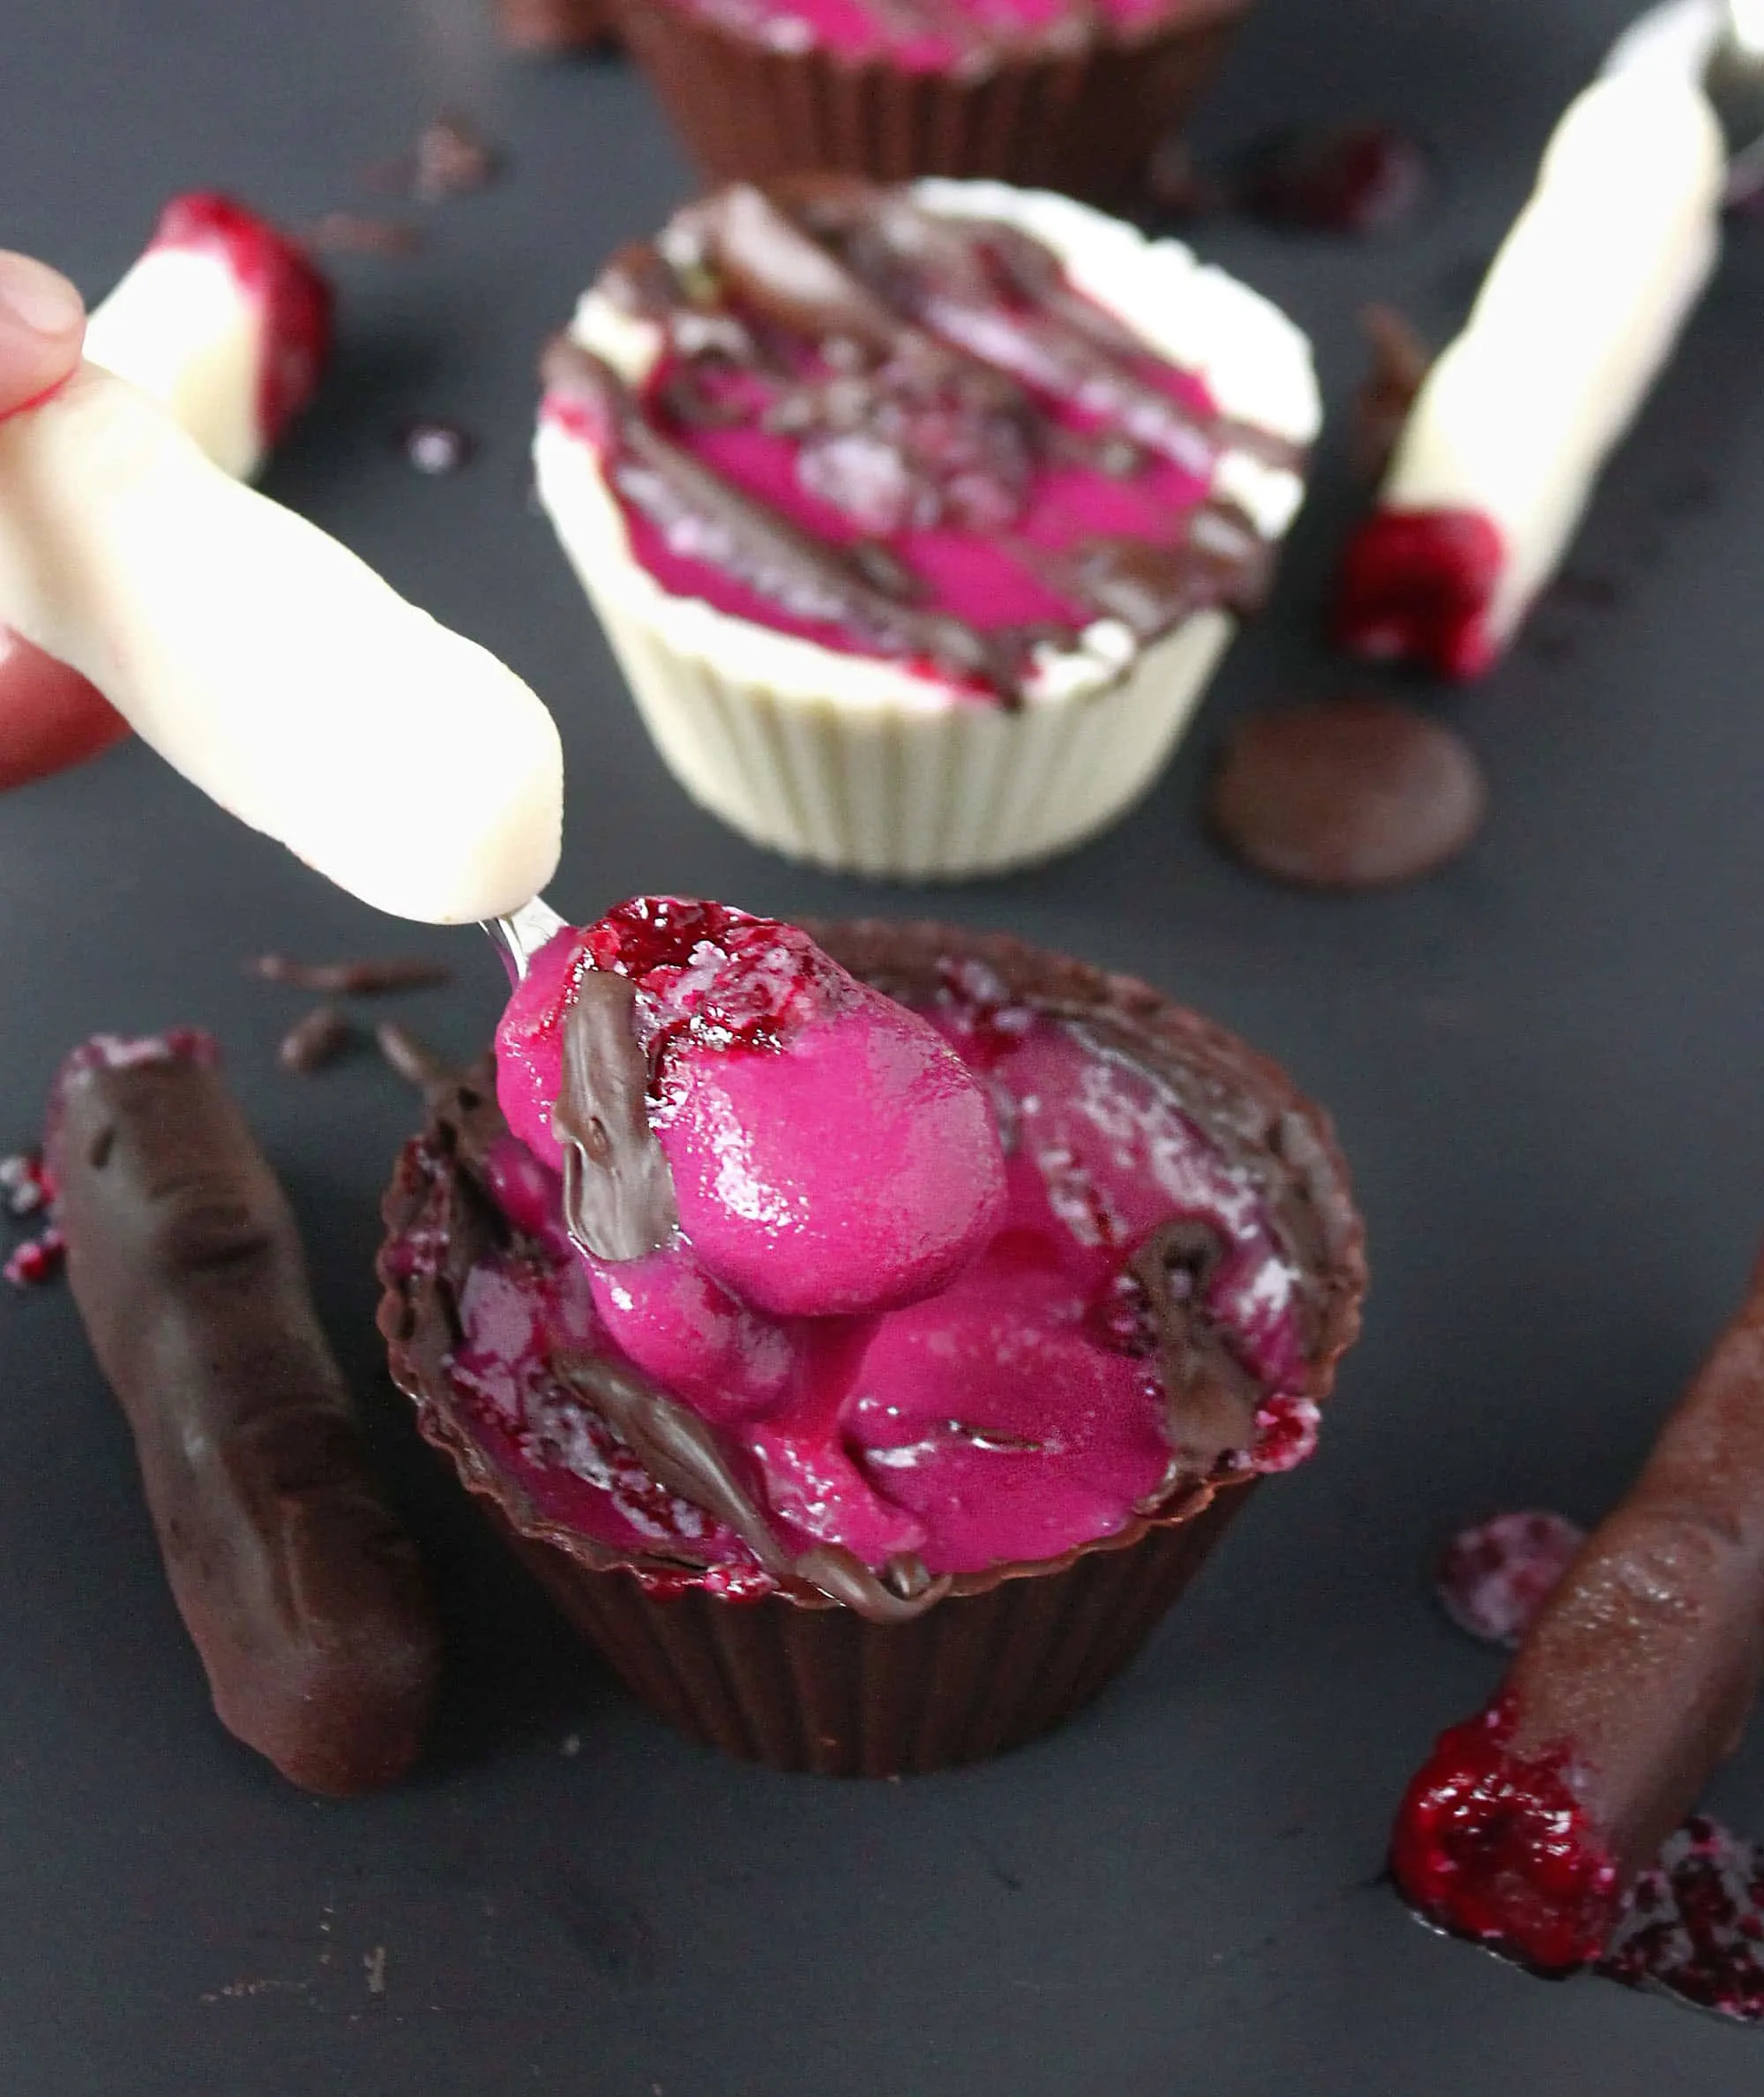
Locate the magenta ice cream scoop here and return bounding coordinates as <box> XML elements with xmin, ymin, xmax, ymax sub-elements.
<box><xmin>495</xmin><ymin>895</ymin><xmax>1007</xmax><ymax>1317</ymax></box>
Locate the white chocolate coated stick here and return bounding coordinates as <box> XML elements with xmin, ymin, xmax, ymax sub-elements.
<box><xmin>0</xmin><ymin>363</ymin><xmax>563</xmax><ymax>922</ymax></box>
<box><xmin>84</xmin><ymin>194</ymin><xmax>331</xmax><ymax>483</ymax></box>
<box><xmin>1336</xmin><ymin>71</ymin><xmax>1724</xmax><ymax>679</ymax></box>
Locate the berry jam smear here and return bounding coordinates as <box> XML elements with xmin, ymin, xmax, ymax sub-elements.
<box><xmin>417</xmin><ymin>955</ymin><xmax>1314</xmax><ymax>1583</ymax></box>
<box><xmin>1598</xmin><ymin>1815</ymin><xmax>1764</xmax><ymax>2023</ymax></box>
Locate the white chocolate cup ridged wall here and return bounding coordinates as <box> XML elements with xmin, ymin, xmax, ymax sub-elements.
<box><xmin>535</xmin><ymin>181</ymin><xmax>1318</xmax><ymax>880</ymax></box>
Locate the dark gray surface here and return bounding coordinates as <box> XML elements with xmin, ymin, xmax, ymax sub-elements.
<box><xmin>4</xmin><ymin>0</ymin><xmax>1763</xmax><ymax>2089</ymax></box>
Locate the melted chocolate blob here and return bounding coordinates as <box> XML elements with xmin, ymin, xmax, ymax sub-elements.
<box><xmin>1210</xmin><ymin>696</ymin><xmax>1487</xmax><ymax>892</ymax></box>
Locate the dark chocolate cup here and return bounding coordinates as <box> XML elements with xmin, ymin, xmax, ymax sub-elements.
<box><xmin>377</xmin><ymin>922</ymin><xmax>1365</xmax><ymax>1777</ymax></box>
<box><xmin>616</xmin><ymin>0</ymin><xmax>1250</xmax><ymax>200</ymax></box>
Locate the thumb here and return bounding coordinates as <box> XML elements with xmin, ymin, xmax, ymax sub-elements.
<box><xmin>0</xmin><ymin>251</ymin><xmax>85</xmax><ymax>417</ymax></box>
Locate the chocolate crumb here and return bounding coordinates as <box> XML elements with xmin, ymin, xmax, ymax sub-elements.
<box><xmin>303</xmin><ymin>213</ymin><xmax>423</xmax><ymax>258</ymax></box>
<box><xmin>248</xmin><ymin>954</ymin><xmax>452</xmax><ymax>996</ymax></box>
<box><xmin>375</xmin><ymin>1022</ymin><xmax>454</xmax><ymax>1095</ymax></box>
<box><xmin>397</xmin><ymin>419</ymin><xmax>476</xmax><ymax>475</ymax></box>
<box><xmin>495</xmin><ymin>0</ymin><xmax>619</xmax><ymax>51</ymax></box>
<box><xmin>1353</xmin><ymin>304</ymin><xmax>1431</xmax><ymax>481</ymax></box>
<box><xmin>1237</xmin><ymin>123</ymin><xmax>1432</xmax><ymax>236</ymax></box>
<box><xmin>1210</xmin><ymin>695</ymin><xmax>1487</xmax><ymax>892</ymax></box>
<box><xmin>279</xmin><ymin>1005</ymin><xmax>355</xmax><ymax>1076</ymax></box>
<box><xmin>368</xmin><ymin>114</ymin><xmax>500</xmax><ymax>202</ymax></box>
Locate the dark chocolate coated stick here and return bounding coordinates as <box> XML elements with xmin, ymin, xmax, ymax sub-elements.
<box><xmin>1392</xmin><ymin>1246</ymin><xmax>1764</xmax><ymax>1972</ymax></box>
<box><xmin>49</xmin><ymin>1034</ymin><xmax>442</xmax><ymax>1797</ymax></box>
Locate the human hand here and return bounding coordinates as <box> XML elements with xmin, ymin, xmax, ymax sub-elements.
<box><xmin>0</xmin><ymin>251</ymin><xmax>127</xmax><ymax>790</ymax></box>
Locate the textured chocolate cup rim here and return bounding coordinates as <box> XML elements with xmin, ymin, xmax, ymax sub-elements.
<box><xmin>617</xmin><ymin>0</ymin><xmax>1252</xmax><ymax>84</ymax></box>
<box><xmin>376</xmin><ymin>920</ymin><xmax>1366</xmax><ymax>1614</ymax></box>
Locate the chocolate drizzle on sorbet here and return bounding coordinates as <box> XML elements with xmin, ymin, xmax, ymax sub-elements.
<box><xmin>551</xmin><ymin>972</ymin><xmax>679</xmax><ymax>1263</ymax></box>
<box><xmin>545</xmin><ymin>180</ymin><xmax>1295</xmax><ymax>704</ymax></box>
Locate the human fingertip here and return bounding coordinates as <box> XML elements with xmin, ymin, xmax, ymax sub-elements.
<box><xmin>0</xmin><ymin>252</ymin><xmax>85</xmax><ymax>344</ymax></box>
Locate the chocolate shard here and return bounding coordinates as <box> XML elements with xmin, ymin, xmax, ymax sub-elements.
<box><xmin>1391</xmin><ymin>1245</ymin><xmax>1764</xmax><ymax>1972</ymax></box>
<box><xmin>278</xmin><ymin>1004</ymin><xmax>354</xmax><ymax>1076</ymax></box>
<box><xmin>1353</xmin><ymin>302</ymin><xmax>1431</xmax><ymax>482</ymax></box>
<box><xmin>552</xmin><ymin>972</ymin><xmax>678</xmax><ymax>1263</ymax></box>
<box><xmin>1131</xmin><ymin>1217</ymin><xmax>1264</xmax><ymax>1479</ymax></box>
<box><xmin>49</xmin><ymin>1039</ymin><xmax>443</xmax><ymax>1798</ymax></box>
<box><xmin>555</xmin><ymin>1354</ymin><xmax>952</xmax><ymax>1623</ymax></box>
<box><xmin>247</xmin><ymin>952</ymin><xmax>452</xmax><ymax>995</ymax></box>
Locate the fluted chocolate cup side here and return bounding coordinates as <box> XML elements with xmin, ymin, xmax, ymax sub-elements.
<box><xmin>616</xmin><ymin>0</ymin><xmax>1249</xmax><ymax>200</ymax></box>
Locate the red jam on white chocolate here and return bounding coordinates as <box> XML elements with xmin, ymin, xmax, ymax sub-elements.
<box><xmin>452</xmin><ymin>901</ymin><xmax>1313</xmax><ymax>1581</ymax></box>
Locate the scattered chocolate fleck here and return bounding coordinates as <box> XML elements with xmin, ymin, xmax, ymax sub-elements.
<box><xmin>369</xmin><ymin>113</ymin><xmax>500</xmax><ymax>202</ymax></box>
<box><xmin>1237</xmin><ymin>124</ymin><xmax>1432</xmax><ymax>236</ymax></box>
<box><xmin>1353</xmin><ymin>303</ymin><xmax>1431</xmax><ymax>481</ymax></box>
<box><xmin>1598</xmin><ymin>1816</ymin><xmax>1764</xmax><ymax>2022</ymax></box>
<box><xmin>303</xmin><ymin>213</ymin><xmax>423</xmax><ymax>258</ymax></box>
<box><xmin>1209</xmin><ymin>696</ymin><xmax>1487</xmax><ymax>892</ymax></box>
<box><xmin>397</xmin><ymin>419</ymin><xmax>476</xmax><ymax>475</ymax></box>
<box><xmin>278</xmin><ymin>1004</ymin><xmax>355</xmax><ymax>1076</ymax></box>
<box><xmin>4</xmin><ymin>1226</ymin><xmax>63</xmax><ymax>1287</ymax></box>
<box><xmin>375</xmin><ymin>1021</ymin><xmax>453</xmax><ymax>1095</ymax></box>
<box><xmin>247</xmin><ymin>953</ymin><xmax>452</xmax><ymax>995</ymax></box>
<box><xmin>1435</xmin><ymin>1511</ymin><xmax>1586</xmax><ymax>1649</ymax></box>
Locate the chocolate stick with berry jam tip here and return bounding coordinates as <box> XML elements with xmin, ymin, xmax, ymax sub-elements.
<box><xmin>1391</xmin><ymin>1243</ymin><xmax>1764</xmax><ymax>1972</ymax></box>
<box><xmin>48</xmin><ymin>1032</ymin><xmax>442</xmax><ymax>1797</ymax></box>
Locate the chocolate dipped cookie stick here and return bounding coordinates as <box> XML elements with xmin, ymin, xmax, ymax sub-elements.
<box><xmin>1392</xmin><ymin>1246</ymin><xmax>1764</xmax><ymax>1972</ymax></box>
<box><xmin>49</xmin><ymin>1032</ymin><xmax>442</xmax><ymax>1797</ymax></box>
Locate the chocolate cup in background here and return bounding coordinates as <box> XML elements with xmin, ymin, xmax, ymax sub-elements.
<box><xmin>616</xmin><ymin>0</ymin><xmax>1250</xmax><ymax>200</ymax></box>
<box><xmin>377</xmin><ymin>922</ymin><xmax>1366</xmax><ymax>1777</ymax></box>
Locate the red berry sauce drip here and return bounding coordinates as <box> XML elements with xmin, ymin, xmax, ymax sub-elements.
<box><xmin>1391</xmin><ymin>1695</ymin><xmax>1622</xmax><ymax>1974</ymax></box>
<box><xmin>1435</xmin><ymin>1511</ymin><xmax>1587</xmax><ymax>1650</ymax></box>
<box><xmin>1238</xmin><ymin>125</ymin><xmax>1432</xmax><ymax>237</ymax></box>
<box><xmin>1334</xmin><ymin>509</ymin><xmax>1506</xmax><ymax>680</ymax></box>
<box><xmin>151</xmin><ymin>193</ymin><xmax>335</xmax><ymax>448</ymax></box>
<box><xmin>580</xmin><ymin>896</ymin><xmax>846</xmax><ymax>1085</ymax></box>
<box><xmin>1598</xmin><ymin>1815</ymin><xmax>1764</xmax><ymax>2023</ymax></box>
